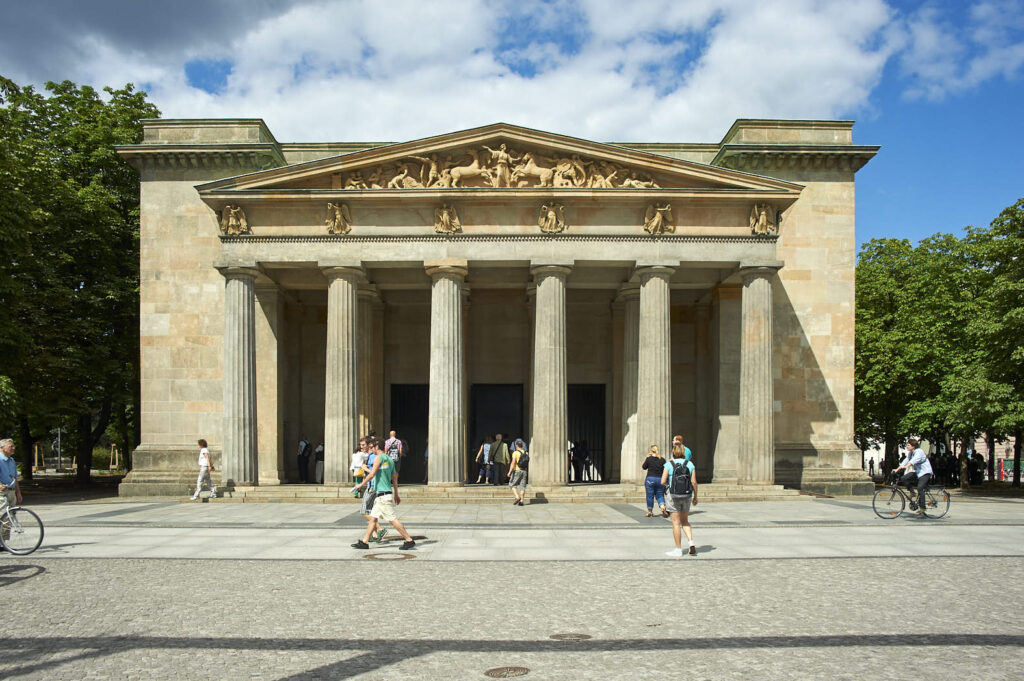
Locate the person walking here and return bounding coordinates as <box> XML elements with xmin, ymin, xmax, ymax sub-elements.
<box><xmin>662</xmin><ymin>443</ymin><xmax>698</xmax><ymax>556</ymax></box>
<box><xmin>508</xmin><ymin>440</ymin><xmax>530</xmax><ymax>506</ymax></box>
<box><xmin>351</xmin><ymin>442</ymin><xmax>416</xmax><ymax>550</ymax></box>
<box><xmin>190</xmin><ymin>438</ymin><xmax>217</xmax><ymax>500</ymax></box>
<box><xmin>641</xmin><ymin>445</ymin><xmax>667</xmax><ymax>517</ymax></box>
<box><xmin>350</xmin><ymin>439</ymin><xmax>368</xmax><ymax>497</ymax></box>
<box><xmin>491</xmin><ymin>433</ymin><xmax>510</xmax><ymax>485</ymax></box>
<box><xmin>359</xmin><ymin>440</ymin><xmax>384</xmax><ymax>542</ymax></box>
<box><xmin>869</xmin><ymin>457</ymin><xmax>875</xmax><ymax>478</ymax></box>
<box><xmin>384</xmin><ymin>430</ymin><xmax>403</xmax><ymax>475</ymax></box>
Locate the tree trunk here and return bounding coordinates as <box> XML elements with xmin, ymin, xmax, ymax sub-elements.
<box><xmin>75</xmin><ymin>413</ymin><xmax>93</xmax><ymax>484</ymax></box>
<box><xmin>1014</xmin><ymin>428</ymin><xmax>1022</xmax><ymax>488</ymax></box>
<box><xmin>74</xmin><ymin>398</ymin><xmax>113</xmax><ymax>484</ymax></box>
<box><xmin>959</xmin><ymin>436</ymin><xmax>969</xmax><ymax>491</ymax></box>
<box><xmin>987</xmin><ymin>432</ymin><xmax>996</xmax><ymax>482</ymax></box>
<box><xmin>16</xmin><ymin>415</ymin><xmax>34</xmax><ymax>483</ymax></box>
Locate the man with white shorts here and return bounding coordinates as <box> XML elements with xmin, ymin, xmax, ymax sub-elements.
<box><xmin>351</xmin><ymin>442</ymin><xmax>415</xmax><ymax>551</ymax></box>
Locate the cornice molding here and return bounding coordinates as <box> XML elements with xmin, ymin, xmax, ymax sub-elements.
<box><xmin>116</xmin><ymin>144</ymin><xmax>287</xmax><ymax>172</ymax></box>
<box><xmin>712</xmin><ymin>144</ymin><xmax>879</xmax><ymax>173</ymax></box>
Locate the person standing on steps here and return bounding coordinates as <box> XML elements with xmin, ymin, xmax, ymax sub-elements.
<box><xmin>191</xmin><ymin>439</ymin><xmax>217</xmax><ymax>500</ymax></box>
<box><xmin>662</xmin><ymin>443</ymin><xmax>698</xmax><ymax>556</ymax></box>
<box><xmin>351</xmin><ymin>442</ymin><xmax>416</xmax><ymax>551</ymax></box>
<box><xmin>491</xmin><ymin>433</ymin><xmax>510</xmax><ymax>485</ymax></box>
<box><xmin>384</xmin><ymin>430</ymin><xmax>403</xmax><ymax>476</ymax></box>
<box><xmin>296</xmin><ymin>436</ymin><xmax>311</xmax><ymax>484</ymax></box>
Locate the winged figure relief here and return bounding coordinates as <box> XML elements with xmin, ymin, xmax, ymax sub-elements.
<box><xmin>538</xmin><ymin>203</ymin><xmax>567</xmax><ymax>233</ymax></box>
<box><xmin>325</xmin><ymin>202</ymin><xmax>352</xmax><ymax>235</ymax></box>
<box><xmin>643</xmin><ymin>203</ymin><xmax>673</xmax><ymax>234</ymax></box>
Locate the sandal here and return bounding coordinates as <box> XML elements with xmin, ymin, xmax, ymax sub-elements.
<box><xmin>646</xmin><ymin>510</ymin><xmax>653</xmax><ymax>517</ymax></box>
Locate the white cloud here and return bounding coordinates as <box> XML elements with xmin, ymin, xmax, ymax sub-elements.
<box><xmin>899</xmin><ymin>0</ymin><xmax>1024</xmax><ymax>100</ymax></box>
<box><xmin>1</xmin><ymin>0</ymin><xmax>1018</xmax><ymax>142</ymax></box>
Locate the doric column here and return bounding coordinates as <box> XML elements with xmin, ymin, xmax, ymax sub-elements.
<box><xmin>530</xmin><ymin>264</ymin><xmax>572</xmax><ymax>485</ymax></box>
<box><xmin>357</xmin><ymin>286</ymin><xmax>381</xmax><ymax>439</ymax></box>
<box><xmin>426</xmin><ymin>262</ymin><xmax>467</xmax><ymax>485</ymax></box>
<box><xmin>323</xmin><ymin>266</ymin><xmax>362</xmax><ymax>484</ymax></box>
<box><xmin>616</xmin><ymin>284</ymin><xmax>641</xmax><ymax>483</ymax></box>
<box><xmin>220</xmin><ymin>267</ymin><xmax>259</xmax><ymax>486</ymax></box>
<box><xmin>739</xmin><ymin>266</ymin><xmax>777</xmax><ymax>484</ymax></box>
<box><xmin>637</xmin><ymin>266</ymin><xmax>674</xmax><ymax>465</ymax></box>
<box><xmin>255</xmin><ymin>282</ymin><xmax>284</xmax><ymax>485</ymax></box>
<box><xmin>694</xmin><ymin>302</ymin><xmax>711</xmax><ymax>482</ymax></box>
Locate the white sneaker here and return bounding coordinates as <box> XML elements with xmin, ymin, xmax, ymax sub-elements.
<box><xmin>209</xmin><ymin>492</ymin><xmax>217</xmax><ymax>499</ymax></box>
<box><xmin>666</xmin><ymin>548</ymin><xmax>684</xmax><ymax>557</ymax></box>
<box><xmin>190</xmin><ymin>494</ymin><xmax>199</xmax><ymax>501</ymax></box>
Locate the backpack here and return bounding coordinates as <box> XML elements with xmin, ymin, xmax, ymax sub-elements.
<box><xmin>517</xmin><ymin>452</ymin><xmax>530</xmax><ymax>472</ymax></box>
<box><xmin>669</xmin><ymin>461</ymin><xmax>693</xmax><ymax>496</ymax></box>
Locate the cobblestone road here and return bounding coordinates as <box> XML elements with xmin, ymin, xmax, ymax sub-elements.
<box><xmin>1</xmin><ymin>498</ymin><xmax>1022</xmax><ymax>680</ymax></box>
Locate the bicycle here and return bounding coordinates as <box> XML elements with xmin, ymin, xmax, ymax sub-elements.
<box><xmin>0</xmin><ymin>504</ymin><xmax>44</xmax><ymax>555</ymax></box>
<box><xmin>872</xmin><ymin>473</ymin><xmax>950</xmax><ymax>519</ymax></box>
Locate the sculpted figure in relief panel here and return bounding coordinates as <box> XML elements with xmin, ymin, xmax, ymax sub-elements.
<box><xmin>220</xmin><ymin>205</ymin><xmax>249</xmax><ymax>235</ymax></box>
<box><xmin>339</xmin><ymin>145</ymin><xmax>666</xmax><ymax>190</ymax></box>
<box><xmin>749</xmin><ymin>203</ymin><xmax>778</xmax><ymax>235</ymax></box>
<box><xmin>538</xmin><ymin>203</ymin><xmax>567</xmax><ymax>233</ymax></box>
<box><xmin>325</xmin><ymin>202</ymin><xmax>352</xmax><ymax>235</ymax></box>
<box><xmin>434</xmin><ymin>204</ymin><xmax>461</xmax><ymax>234</ymax></box>
<box><xmin>643</xmin><ymin>203</ymin><xmax>674</xmax><ymax>234</ymax></box>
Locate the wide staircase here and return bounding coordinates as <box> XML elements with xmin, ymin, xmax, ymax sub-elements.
<box><xmin>222</xmin><ymin>482</ymin><xmax>811</xmax><ymax>504</ymax></box>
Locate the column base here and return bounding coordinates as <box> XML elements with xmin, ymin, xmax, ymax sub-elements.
<box><xmin>427</xmin><ymin>481</ymin><xmax>466</xmax><ymax>488</ymax></box>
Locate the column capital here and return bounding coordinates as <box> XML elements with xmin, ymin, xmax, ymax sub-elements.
<box><xmin>321</xmin><ymin>266</ymin><xmax>365</xmax><ymax>283</ymax></box>
<box><xmin>738</xmin><ymin>261</ymin><xmax>783</xmax><ymax>282</ymax></box>
<box><xmin>217</xmin><ymin>265</ymin><xmax>260</xmax><ymax>281</ymax></box>
<box><xmin>425</xmin><ymin>258</ymin><xmax>468</xmax><ymax>282</ymax></box>
<box><xmin>530</xmin><ymin>264</ymin><xmax>572</xmax><ymax>281</ymax></box>
<box><xmin>356</xmin><ymin>284</ymin><xmax>381</xmax><ymax>302</ymax></box>
<box><xmin>634</xmin><ymin>265</ymin><xmax>675</xmax><ymax>283</ymax></box>
<box><xmin>614</xmin><ymin>282</ymin><xmax>641</xmax><ymax>302</ymax></box>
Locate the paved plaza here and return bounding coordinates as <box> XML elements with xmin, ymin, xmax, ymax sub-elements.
<box><xmin>2</xmin><ymin>496</ymin><xmax>1023</xmax><ymax>679</ymax></box>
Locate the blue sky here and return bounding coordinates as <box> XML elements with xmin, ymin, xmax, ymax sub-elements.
<box><xmin>1</xmin><ymin>0</ymin><xmax>1022</xmax><ymax>250</ymax></box>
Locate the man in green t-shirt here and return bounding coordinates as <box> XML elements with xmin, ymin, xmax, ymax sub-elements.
<box><xmin>351</xmin><ymin>442</ymin><xmax>415</xmax><ymax>550</ymax></box>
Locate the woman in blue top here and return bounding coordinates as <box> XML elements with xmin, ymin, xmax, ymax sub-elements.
<box><xmin>661</xmin><ymin>442</ymin><xmax>698</xmax><ymax>556</ymax></box>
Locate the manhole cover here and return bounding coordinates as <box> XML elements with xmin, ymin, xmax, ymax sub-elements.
<box><xmin>363</xmin><ymin>553</ymin><xmax>415</xmax><ymax>561</ymax></box>
<box><xmin>484</xmin><ymin>667</ymin><xmax>530</xmax><ymax>678</ymax></box>
<box><xmin>549</xmin><ymin>633</ymin><xmax>591</xmax><ymax>641</ymax></box>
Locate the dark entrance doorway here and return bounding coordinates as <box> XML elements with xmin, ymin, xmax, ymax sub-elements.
<box><xmin>389</xmin><ymin>384</ymin><xmax>428</xmax><ymax>484</ymax></box>
<box><xmin>469</xmin><ymin>384</ymin><xmax>524</xmax><ymax>481</ymax></box>
<box><xmin>568</xmin><ymin>384</ymin><xmax>606</xmax><ymax>482</ymax></box>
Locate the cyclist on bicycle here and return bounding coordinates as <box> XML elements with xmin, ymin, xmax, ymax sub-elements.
<box><xmin>0</xmin><ymin>438</ymin><xmax>23</xmax><ymax>548</ymax></box>
<box><xmin>893</xmin><ymin>438</ymin><xmax>932</xmax><ymax>517</ymax></box>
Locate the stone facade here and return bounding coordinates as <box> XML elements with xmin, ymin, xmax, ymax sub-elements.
<box><xmin>117</xmin><ymin>119</ymin><xmax>877</xmax><ymax>496</ymax></box>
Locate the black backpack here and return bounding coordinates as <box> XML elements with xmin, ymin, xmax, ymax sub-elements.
<box><xmin>517</xmin><ymin>452</ymin><xmax>530</xmax><ymax>472</ymax></box>
<box><xmin>669</xmin><ymin>461</ymin><xmax>693</xmax><ymax>496</ymax></box>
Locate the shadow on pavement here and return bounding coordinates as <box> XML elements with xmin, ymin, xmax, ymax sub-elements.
<box><xmin>3</xmin><ymin>632</ymin><xmax>1023</xmax><ymax>680</ymax></box>
<box><xmin>0</xmin><ymin>564</ymin><xmax>46</xmax><ymax>587</ymax></box>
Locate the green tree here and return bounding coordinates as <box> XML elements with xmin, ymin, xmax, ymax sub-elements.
<box><xmin>855</xmin><ymin>238</ymin><xmax>918</xmax><ymax>469</ymax></box>
<box><xmin>0</xmin><ymin>77</ymin><xmax>158</xmax><ymax>481</ymax></box>
<box><xmin>968</xmin><ymin>199</ymin><xmax>1024</xmax><ymax>486</ymax></box>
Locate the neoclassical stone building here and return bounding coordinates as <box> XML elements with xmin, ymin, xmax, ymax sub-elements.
<box><xmin>117</xmin><ymin>118</ymin><xmax>876</xmax><ymax>496</ymax></box>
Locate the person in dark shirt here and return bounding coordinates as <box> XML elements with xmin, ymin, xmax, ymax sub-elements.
<box><xmin>641</xmin><ymin>445</ymin><xmax>667</xmax><ymax>517</ymax></box>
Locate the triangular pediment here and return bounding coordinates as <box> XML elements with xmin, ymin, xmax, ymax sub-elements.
<box><xmin>196</xmin><ymin>123</ymin><xmax>801</xmax><ymax>195</ymax></box>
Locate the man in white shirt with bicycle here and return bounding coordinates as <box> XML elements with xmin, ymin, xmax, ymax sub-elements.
<box><xmin>0</xmin><ymin>438</ymin><xmax>23</xmax><ymax>548</ymax></box>
<box><xmin>894</xmin><ymin>438</ymin><xmax>933</xmax><ymax>517</ymax></box>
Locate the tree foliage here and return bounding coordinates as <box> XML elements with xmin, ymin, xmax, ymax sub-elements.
<box><xmin>0</xmin><ymin>76</ymin><xmax>158</xmax><ymax>481</ymax></box>
<box><xmin>856</xmin><ymin>198</ymin><xmax>1024</xmax><ymax>486</ymax></box>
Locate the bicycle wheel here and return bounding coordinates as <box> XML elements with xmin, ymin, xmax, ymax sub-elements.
<box><xmin>872</xmin><ymin>487</ymin><xmax>904</xmax><ymax>519</ymax></box>
<box><xmin>1</xmin><ymin>507</ymin><xmax>44</xmax><ymax>555</ymax></box>
<box><xmin>923</xmin><ymin>488</ymin><xmax>950</xmax><ymax>519</ymax></box>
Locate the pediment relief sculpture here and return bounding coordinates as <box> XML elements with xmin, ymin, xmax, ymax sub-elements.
<box><xmin>339</xmin><ymin>143</ymin><xmax>662</xmax><ymax>190</ymax></box>
<box><xmin>538</xmin><ymin>203</ymin><xmax>567</xmax><ymax>233</ymax></box>
<box><xmin>219</xmin><ymin>205</ymin><xmax>249</xmax><ymax>235</ymax></box>
<box><xmin>434</xmin><ymin>204</ymin><xmax>461</xmax><ymax>234</ymax></box>
<box><xmin>643</xmin><ymin>203</ymin><xmax>674</xmax><ymax>234</ymax></box>
<box><xmin>325</xmin><ymin>202</ymin><xmax>352</xmax><ymax>235</ymax></box>
<box><xmin>749</xmin><ymin>203</ymin><xmax>779</xmax><ymax>235</ymax></box>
